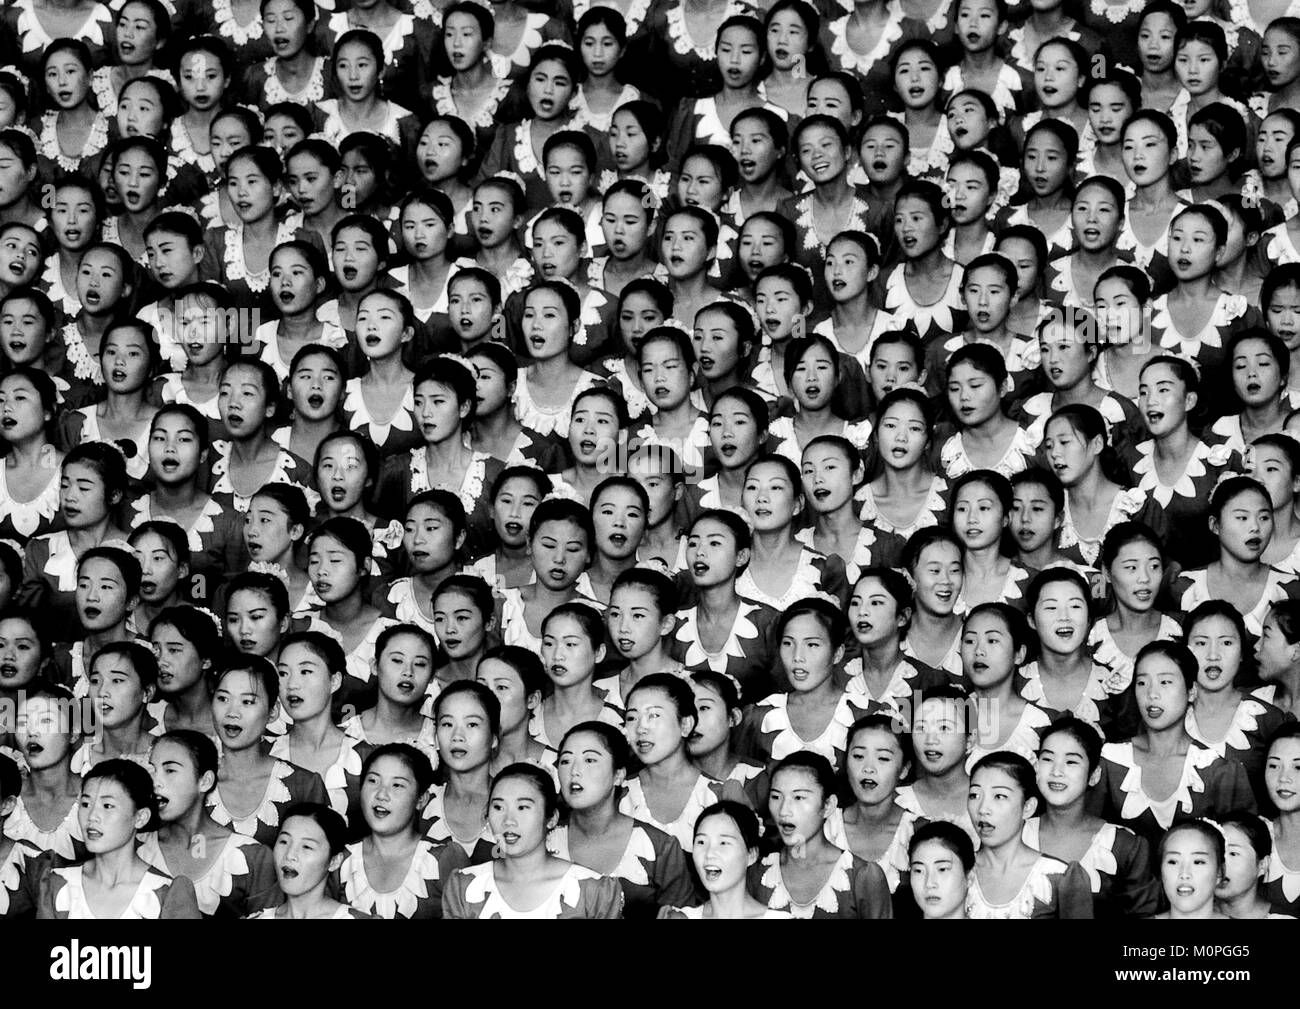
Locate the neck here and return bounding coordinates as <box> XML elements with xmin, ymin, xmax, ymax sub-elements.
<box><xmin>157</xmin><ymin>801</ymin><xmax>209</xmax><ymax>848</ymax></box>
<box><xmin>1029</xmin><ymin>7</ymin><xmax>1067</xmax><ymax>29</ymax></box>
<box><xmin>697</xmin><ymin>582</ymin><xmax>739</xmax><ymax>615</ymax></box>
<box><xmin>861</xmin><ymin>637</ymin><xmax>903</xmax><ymax>677</ymax></box>
<box><xmin>1142</xmin><ymin>723</ymin><xmax>1189</xmax><ymax>756</ymax></box>
<box><xmin>1154</xmin><ymin>425</ymin><xmax>1192</xmax><ymax>460</ymax></box>
<box><xmin>67</xmin><ymin>520</ymin><xmax>112</xmax><ymax>554</ymax></box>
<box><xmin>323</xmin><ymin>591</ymin><xmax>364</xmax><ymax>625</ymax></box>
<box><xmin>6</xmin><ymin>435</ymin><xmax>50</xmax><ymax>467</ymax></box>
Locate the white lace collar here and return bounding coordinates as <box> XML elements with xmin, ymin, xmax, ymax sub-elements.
<box><xmin>1102</xmin><ymin>740</ymin><xmax>1222</xmax><ymax>830</ymax></box>
<box><xmin>827</xmin><ymin>3</ymin><xmax>905</xmax><ymax>73</ymax></box>
<box><xmin>6</xmin><ymin>793</ymin><xmax>83</xmax><ymax>858</ymax></box>
<box><xmin>757</xmin><ymin>690</ymin><xmax>861</xmax><ymax>763</ymax></box>
<box><xmin>941</xmin><ymin>426</ymin><xmax>1036</xmax><ymax>479</ymax></box>
<box><xmin>344</xmin><ymin>377</ymin><xmax>414</xmax><ymax>445</ymax></box>
<box><xmin>673</xmin><ymin>600</ymin><xmax>763</xmax><ymax>672</ymax></box>
<box><xmin>0</xmin><ymin>457</ymin><xmax>61</xmax><ymax>539</ymax></box>
<box><xmin>966</xmin><ymin>854</ymin><xmax>1069</xmax><ymax>919</ymax></box>
<box><xmin>53</xmin><ymin>865</ymin><xmax>170</xmax><ymax>919</ymax></box>
<box><xmin>340</xmin><ymin>839</ymin><xmax>444</xmax><ymax>919</ymax></box>
<box><xmin>1152</xmin><ymin>291</ymin><xmax>1250</xmax><ymax>357</ymax></box>
<box><xmin>1130</xmin><ymin>438</ymin><xmax>1232</xmax><ymax>507</ymax></box>
<box><xmin>430</xmin><ymin>75</ymin><xmax>512</xmax><ymax>130</ymax></box>
<box><xmin>207</xmin><ymin>758</ymin><xmax>297</xmax><ymax>835</ymax></box>
<box><xmin>547</xmin><ymin>821</ymin><xmax>658</xmax><ymax>887</ymax></box>
<box><xmin>136</xmin><ymin>830</ymin><xmax>260</xmax><ymax>916</ymax></box>
<box><xmin>617</xmin><ymin>774</ymin><xmax>716</xmax><ymax>852</ymax></box>
<box><xmin>1022</xmin><ymin>818</ymin><xmax>1119</xmax><ymax>893</ymax></box>
<box><xmin>758</xmin><ymin>847</ymin><xmax>855</xmax><ymax>918</ymax></box>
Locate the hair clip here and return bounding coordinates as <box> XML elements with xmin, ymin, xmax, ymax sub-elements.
<box><xmin>0</xmin><ymin>65</ymin><xmax>30</xmax><ymax>90</ymax></box>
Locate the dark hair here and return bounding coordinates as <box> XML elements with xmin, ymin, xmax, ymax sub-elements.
<box><xmin>626</xmin><ymin>672</ymin><xmax>697</xmax><ymax>726</ymax></box>
<box><xmin>280</xmin><ymin>801</ymin><xmax>349</xmax><ymax>856</ymax></box>
<box><xmin>528</xmin><ymin>496</ymin><xmax>594</xmax><ymax>548</ymax></box>
<box><xmin>128</xmin><ymin>521</ymin><xmax>192</xmax><ymax>571</ymax></box>
<box><xmin>479</xmin><ymin>644</ymin><xmax>548</xmax><ymax>699</ymax></box>
<box><xmin>149</xmin><ymin>604</ymin><xmax>221</xmax><ymax>660</ymax></box>
<box><xmin>154</xmin><ymin>728</ymin><xmax>219</xmax><ymax>781</ymax></box>
<box><xmin>433</xmin><ymin>679</ymin><xmax>501</xmax><ymax>738</ymax></box>
<box><xmin>770</xmin><ymin>750</ymin><xmax>837</xmax><ymax>801</ymax></box>
<box><xmin>489</xmin><ymin>463</ymin><xmax>552</xmax><ymax>503</ymax></box>
<box><xmin>1158</xmin><ymin>818</ymin><xmax>1225</xmax><ymax>870</ymax></box>
<box><xmin>963</xmin><ymin>602</ymin><xmax>1032</xmax><ymax>656</ymax></box>
<box><xmin>1134</xmin><ymin>639</ymin><xmax>1198</xmax><ymax>690</ymax></box>
<box><xmin>279</xmin><ymin>630</ymin><xmax>348</xmax><ymax>679</ymax></box>
<box><xmin>694</xmin><ymin>800</ymin><xmax>762</xmax><ymax>850</ymax></box>
<box><xmin>1011</xmin><ymin>466</ymin><xmax>1065</xmax><ymax>513</ymax></box>
<box><xmin>901</xmin><ymin>526</ymin><xmax>963</xmax><ymax>571</ymax></box>
<box><xmin>969</xmin><ymin>750</ymin><xmax>1041</xmax><ymax>808</ymax></box>
<box><xmin>908</xmin><ymin>820</ymin><xmax>976</xmax><ymax>871</ymax></box>
<box><xmin>0</xmin><ymin>751</ymin><xmax>20</xmax><ymax>801</ymax></box>
<box><xmin>851</xmin><ymin>567</ymin><xmax>914</xmax><ymax>639</ymax></box>
<box><xmin>213</xmin><ymin>654</ymin><xmax>280</xmax><ymax>706</ymax></box>
<box><xmin>689</xmin><ymin>507</ymin><xmax>753</xmax><ymax>554</ymax></box>
<box><xmin>1038</xmin><ymin>716</ymin><xmax>1103</xmax><ymax>774</ymax></box>
<box><xmin>491</xmin><ymin>761</ymin><xmax>559</xmax><ymax>819</ymax></box>
<box><xmin>362</xmin><ymin>742</ymin><xmax>435</xmax><ymax>794</ymax></box>
<box><xmin>1209</xmin><ymin>475</ymin><xmax>1271</xmax><ymax>520</ymax></box>
<box><xmin>83</xmin><ymin>759</ymin><xmax>158</xmax><ymax>829</ymax></box>
<box><xmin>846</xmin><ymin>713</ymin><xmax>913</xmax><ymax>782</ymax></box>
<box><xmin>541</xmin><ymin>601</ymin><xmax>605</xmax><ymax>650</ymax></box>
<box><xmin>1184</xmin><ymin>600</ymin><xmax>1251</xmax><ymax>687</ymax></box>
<box><xmin>374</xmin><ymin>622</ymin><xmax>437</xmax><ymax>665</ymax></box>
<box><xmin>775</xmin><ymin>595</ymin><xmax>849</xmax><ymax>650</ymax></box>
<box><xmin>557</xmin><ymin>720</ymin><xmax>633</xmax><ymax>774</ymax></box>
<box><xmin>1025</xmin><ymin>566</ymin><xmax>1091</xmax><ymax>616</ymax></box>
<box><xmin>77</xmin><ymin>545</ymin><xmax>142</xmax><ymax>599</ymax></box>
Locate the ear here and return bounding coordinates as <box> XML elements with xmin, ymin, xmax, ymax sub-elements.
<box><xmin>734</xmin><ymin>546</ymin><xmax>751</xmax><ymax>570</ymax></box>
<box><xmin>141</xmin><ymin>682</ymin><xmax>156</xmax><ymax>704</ymax></box>
<box><xmin>327</xmin><ymin>851</ymin><xmax>346</xmax><ymax>874</ymax></box>
<box><xmin>0</xmin><ymin>794</ymin><xmax>16</xmax><ymax>819</ymax></box>
<box><xmin>525</xmin><ymin>689</ymin><xmax>542</xmax><ymax>713</ymax></box>
<box><xmin>197</xmin><ymin>769</ymin><xmax>217</xmax><ymax>794</ymax></box>
<box><xmin>727</xmin><ymin>706</ymin><xmax>743</xmax><ymax>729</ymax></box>
<box><xmin>671</xmin><ymin>481</ymin><xmax>684</xmax><ymax>504</ymax></box>
<box><xmin>1185</xmin><ymin>389</ymin><xmax>1198</xmax><ymax>413</ymax></box>
<box><xmin>134</xmin><ymin>806</ymin><xmax>152</xmax><ymax>830</ymax></box>
<box><xmin>1087</xmin><ymin>765</ymin><xmax>1101</xmax><ymax>789</ymax></box>
<box><xmin>289</xmin><ymin>521</ymin><xmax>306</xmax><ymax>544</ymax></box>
<box><xmin>277</xmin><ymin>613</ymin><xmax>290</xmax><ymax>635</ymax></box>
<box><xmin>268</xmin><ymin>699</ymin><xmax>282</xmax><ymax>724</ymax></box>
<box><xmin>593</xmin><ymin>643</ymin><xmax>606</xmax><ymax>664</ymax></box>
<box><xmin>658</xmin><ymin>613</ymin><xmax>675</xmax><ymax>637</ymax></box>
<box><xmin>1022</xmin><ymin>795</ymin><xmax>1038</xmax><ymax>820</ymax></box>
<box><xmin>832</xmin><ymin>643</ymin><xmax>845</xmax><ymax>666</ymax></box>
<box><xmin>191</xmin><ymin>245</ymin><xmax>205</xmax><ymax>266</ymax></box>
<box><xmin>416</xmin><ymin>785</ymin><xmax>434</xmax><ymax>813</ymax></box>
<box><xmin>454</xmin><ymin>529</ymin><xmax>467</xmax><ymax>553</ymax></box>
<box><xmin>1014</xmin><ymin>644</ymin><xmax>1027</xmax><ymax>667</ymax></box>
<box><xmin>332</xmin><ymin>169</ymin><xmax>346</xmax><ymax>191</ymax></box>
<box><xmin>329</xmin><ymin>670</ymin><xmax>343</xmax><ymax>696</ymax></box>
<box><xmin>458</xmin><ymin>397</ymin><xmax>473</xmax><ymax>421</ymax></box>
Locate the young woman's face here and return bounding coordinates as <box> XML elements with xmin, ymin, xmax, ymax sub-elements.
<box><xmin>1033</xmin><ymin>44</ymin><xmax>1080</xmax><ymax>109</ymax></box>
<box><xmin>414</xmin><ymin>378</ymin><xmax>468</xmax><ymax>446</ymax></box>
<box><xmin>290</xmin><ymin>353</ymin><xmax>343</xmax><ymax>423</ymax></box>
<box><xmin>277</xmin><ymin>641</ymin><xmax>337</xmax><ymax>722</ymax></box>
<box><xmin>179</xmin><ymin>50</ymin><xmax>227</xmax><ymax>112</ymax></box>
<box><xmin>1042</xmin><ymin>416</ymin><xmax>1097</xmax><ymax>487</ymax></box>
<box><xmin>1010</xmin><ymin>480</ymin><xmax>1058</xmax><ymax>555</ymax></box>
<box><xmin>869</xmin><ymin>343</ymin><xmax>921</xmax><ymax>401</ymax></box>
<box><xmin>956</xmin><ymin>0</ymin><xmax>999</xmax><ymax>52</ymax></box>
<box><xmin>1161</xmin><ymin>828</ymin><xmax>1221</xmax><ymax>915</ymax></box>
<box><xmin>355</xmin><ymin>293</ymin><xmax>407</xmax><ymax>360</ymax></box>
<box><xmin>400</xmin><ymin>200</ymin><xmax>449</xmax><ymax>262</ymax></box>
<box><xmin>789</xmin><ymin>344</ymin><xmax>836</xmax><ymax>412</ymax></box>
<box><xmin>894</xmin><ymin>50</ymin><xmax>940</xmax><ymax>109</ymax></box>
<box><xmin>263</xmin><ymin>0</ymin><xmax>311</xmax><ymax>59</ymax></box>
<box><xmin>77</xmin><ymin>248</ymin><xmax>128</xmax><ymax>315</ymax></box>
<box><xmin>847</xmin><ymin>575</ymin><xmax>903</xmax><ymax>649</ymax></box>
<box><xmin>1263</xmin><ymin>25</ymin><xmax>1300</xmax><ymax>88</ymax></box>
<box><xmin>1138</xmin><ymin>13</ymin><xmax>1177</xmax><ymax>72</ymax></box>
<box><xmin>914</xmin><ymin>697</ymin><xmax>970</xmax><ymax>775</ymax></box>
<box><xmin>797</xmin><ymin>124</ymin><xmax>848</xmax><ymax>187</ymax></box>
<box><xmin>526</xmin><ymin>58</ymin><xmax>574</xmax><ymax>121</ymax></box>
<box><xmin>619</xmin><ymin>290</ymin><xmax>665</xmax><ymax>355</ymax></box>
<box><xmin>210</xmin><ymin>669</ymin><xmax>272</xmax><ymax>747</ymax></box>
<box><xmin>800</xmin><ymin>442</ymin><xmax>855</xmax><ymax>515</ymax></box>
<box><xmin>1137</xmin><ymin>363</ymin><xmax>1190</xmax><ymax>439</ymax></box>
<box><xmin>0</xmin><ymin>226</ymin><xmax>42</xmax><ymax>286</ymax></box>
<box><xmin>0</xmin><ymin>373</ymin><xmax>48</xmax><ymax>444</ymax></box>
<box><xmin>1071</xmin><ymin>184</ymin><xmax>1122</xmax><ymax>253</ymax></box>
<box><xmin>0</xmin><ymin>616</ymin><xmax>42</xmax><ymax>690</ymax></box>
<box><xmin>476</xmin><ymin>656</ymin><xmax>534</xmax><ymax>735</ymax></box>
<box><xmin>226</xmin><ymin>156</ymin><xmax>278</xmax><ymax>224</ymax></box>
<box><xmin>1168</xmin><ymin>213</ymin><xmax>1220</xmax><ymax>283</ymax></box>
<box><xmin>528</xmin><ymin>518</ymin><xmax>589</xmax><ymax>591</ymax></box>
<box><xmin>1024</xmin><ymin>131</ymin><xmax>1066</xmax><ymax>197</ymax></box>
<box><xmin>225</xmin><ymin>589</ymin><xmax>284</xmax><ymax>656</ymax></box>
<box><xmin>79</xmin><ymin>776</ymin><xmax>147</xmax><ymax>854</ymax></box>
<box><xmin>1134</xmin><ymin>654</ymin><xmax>1190</xmax><ymax>731</ymax></box>
<box><xmin>623</xmin><ymin>685</ymin><xmax>690</xmax><ymax>765</ymax></box>
<box><xmin>968</xmin><ymin>765</ymin><xmax>1032</xmax><ymax>848</ymax></box>
<box><xmin>1039</xmin><ymin>325</ymin><xmax>1094</xmax><ymax>397</ymax></box>
<box><xmin>660</xmin><ymin>214</ymin><xmax>712</xmax><ymax>280</ymax></box>
<box><xmin>470</xmin><ymin>185</ymin><xmax>519</xmax><ymax>252</ymax></box>
<box><xmin>873</xmin><ymin>399</ymin><xmax>927</xmax><ymax>471</ymax></box>
<box><xmin>1232</xmin><ymin>337</ymin><xmax>1283</xmax><ymax>409</ymax></box>
<box><xmin>766</xmin><ymin>8</ymin><xmax>810</xmax><ymax>71</ymax></box>
<box><xmin>946</xmin><ymin>94</ymin><xmax>991</xmax><ymax>149</ymax></box>
<box><xmin>545</xmin><ymin>145</ymin><xmax>592</xmax><ymax>207</ymax></box>
<box><xmin>742</xmin><ymin>460</ymin><xmax>799</xmax><ymax>535</ymax></box>
<box><xmin>531</xmin><ymin>218</ymin><xmax>581</xmax><ymax>281</ymax></box>
<box><xmin>960</xmin><ymin>611</ymin><xmax>1018</xmax><ymax>690</ymax></box>
<box><xmin>601</xmin><ymin>191</ymin><xmax>651</xmax><ymax>258</ymax></box>
<box><xmin>769</xmin><ymin>765</ymin><xmax>830</xmax><ymax>846</ymax></box>
<box><xmin>451</xmin><ymin>281</ymin><xmax>496</xmax><ymax>344</ymax></box>
<box><xmin>307</xmin><ymin>532</ymin><xmax>363</xmax><ymax>606</ymax></box>
<box><xmin>1186</xmin><ymin>125</ymin><xmax>1231</xmax><ymax>185</ymax></box>
<box><xmin>102</xmin><ymin>326</ymin><xmax>151</xmax><ymax>394</ymax></box>
<box><xmin>1266</xmin><ymin>735</ymin><xmax>1300</xmax><ymax>812</ymax></box>
<box><xmin>1187</xmin><ymin>613</ymin><xmax>1243</xmax><ymax>697</ymax></box>
<box><xmin>1174</xmin><ymin>39</ymin><xmax>1220</xmax><ymax>96</ymax></box>
<box><xmin>778</xmin><ymin>612</ymin><xmax>837</xmax><ymax>693</ymax></box>
<box><xmin>709</xmin><ymin>397</ymin><xmax>761</xmax><ymax>470</ymax></box>
<box><xmin>1258</xmin><ymin>114</ymin><xmax>1298</xmax><ymax>180</ymax></box>
<box><xmin>376</xmin><ymin>631</ymin><xmax>434</xmax><ymax>708</ymax></box>
<box><xmin>717</xmin><ymin>23</ymin><xmax>762</xmax><ymax>87</ymax></box>
<box><xmin>824</xmin><ymin>238</ymin><xmax>872</xmax><ymax>304</ymax></box>
<box><xmin>607</xmin><ymin>584</ymin><xmax>665</xmax><ymax>662</ymax></box>
<box><xmin>491</xmin><ymin>476</ymin><xmax>542</xmax><ymax>550</ymax></box>
<box><xmin>678</xmin><ymin>155</ymin><xmax>725</xmax><ymax>212</ymax></box>
<box><xmin>894</xmin><ymin>196</ymin><xmax>942</xmax><ymax>259</ymax></box>
<box><xmin>947</xmin><ymin>162</ymin><xmax>992</xmax><ymax>228</ymax></box>
<box><xmin>361</xmin><ymin>753</ymin><xmax>425</xmax><ymax>836</ymax></box>
<box><xmin>244</xmin><ymin>497</ymin><xmax>298</xmax><ymax>564</ymax></box>
<box><xmin>1216</xmin><ymin>822</ymin><xmax>1264</xmax><ymax>902</ymax></box>
<box><xmin>444</xmin><ymin>11</ymin><xmax>487</xmax><ymax>71</ymax></box>
<box><xmin>403</xmin><ymin>502</ymin><xmax>460</xmax><ymax>574</ymax></box>
<box><xmin>961</xmin><ymin>263</ymin><xmax>1011</xmax><ymax>332</ymax></box>
<box><xmin>132</xmin><ymin>531</ymin><xmax>182</xmax><ymax>605</ymax></box>
<box><xmin>686</xmin><ymin>680</ymin><xmax>731</xmax><ymax>759</ymax></box>
<box><xmin>522</xmin><ymin>288</ymin><xmax>573</xmax><ymax>361</ymax></box>
<box><xmin>911</xmin><ymin>541</ymin><xmax>963</xmax><ymax>616</ymax></box>
<box><xmin>541</xmin><ymin>614</ymin><xmax>599</xmax><ymax>691</ymax></box>
<box><xmin>273</xmin><ymin>815</ymin><xmax>337</xmax><ymax>896</ymax></box>
<box><xmin>910</xmin><ymin>839</ymin><xmax>969</xmax><ymax>918</ymax></box>
<box><xmin>44</xmin><ymin>51</ymin><xmax>90</xmax><ymax>110</ymax></box>
<box><xmin>1212</xmin><ymin>489</ymin><xmax>1273</xmax><ymax>565</ymax></box>
<box><xmin>1033</xmin><ymin>578</ymin><xmax>1089</xmax><ymax>658</ymax></box>
<box><xmin>557</xmin><ymin>729</ymin><xmax>622</xmax><ymax>812</ymax></box>
<box><xmin>417</xmin><ymin>121</ymin><xmax>467</xmax><ymax>185</ymax></box>
<box><xmin>1122</xmin><ymin>120</ymin><xmax>1171</xmax><ymax>188</ymax></box>
<box><xmin>1247</xmin><ymin>442</ymin><xmax>1297</xmax><ymax>513</ymax></box>
<box><xmin>60</xmin><ymin>461</ymin><xmax>112</xmax><ymax>529</ymax></box>
<box><xmin>1107</xmin><ymin>539</ymin><xmax>1162</xmax><ymax>612</ymax></box>
<box><xmin>1087</xmin><ymin>82</ymin><xmax>1132</xmax><ymax>146</ymax></box>
<box><xmin>1035</xmin><ymin>729</ymin><xmax>1092</xmax><ymax>808</ymax></box>
<box><xmin>89</xmin><ymin>655</ymin><xmax>148</xmax><ymax>731</ymax></box>
<box><xmin>592</xmin><ymin>486</ymin><xmax>646</xmax><ymax>562</ymax></box>
<box><xmin>609</xmin><ymin>111</ymin><xmax>652</xmax><ymax>173</ymax></box>
<box><xmin>846</xmin><ymin>727</ymin><xmax>908</xmax><ymax>805</ymax></box>
<box><xmin>859</xmin><ymin>124</ymin><xmax>906</xmax><ymax>185</ymax></box>
<box><xmin>1267</xmin><ymin>283</ymin><xmax>1300</xmax><ymax>350</ymax></box>
<box><xmin>77</xmin><ymin>556</ymin><xmax>132</xmax><ymax>634</ymax></box>
<box><xmin>150</xmin><ymin>738</ymin><xmax>207</xmax><ymax>823</ymax></box>
<box><xmin>1094</xmin><ymin>277</ymin><xmax>1144</xmax><ymax>346</ymax></box>
<box><xmin>952</xmin><ymin>480</ymin><xmax>1005</xmax><ymax>553</ymax></box>
<box><xmin>152</xmin><ymin>622</ymin><xmax>206</xmax><ymax>697</ymax></box>
<box><xmin>580</xmin><ymin>20</ymin><xmax>622</xmax><ymax>76</ymax></box>
<box><xmin>334</xmin><ymin>40</ymin><xmax>381</xmax><ymax>101</ymax></box>
<box><xmin>437</xmin><ymin>691</ymin><xmax>495</xmax><ymax>772</ymax></box>
<box><xmin>692</xmin><ymin>812</ymin><xmax>754</xmax><ymax>893</ymax></box>
<box><xmin>732</xmin><ymin>119</ymin><xmax>781</xmax><ymax>188</ymax></box>
<box><xmin>117</xmin><ymin>85</ymin><xmax>165</xmax><ymax>138</ymax></box>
